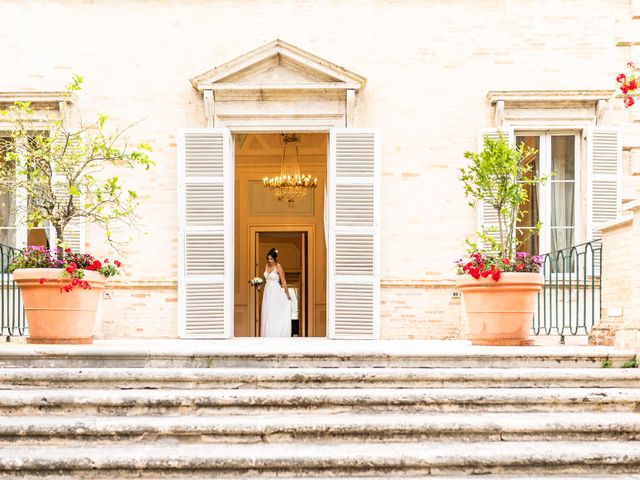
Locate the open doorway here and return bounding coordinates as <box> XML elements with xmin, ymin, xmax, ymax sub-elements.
<box><xmin>251</xmin><ymin>229</ymin><xmax>312</xmax><ymax>337</ymax></box>
<box><xmin>233</xmin><ymin>132</ymin><xmax>327</xmax><ymax>337</ymax></box>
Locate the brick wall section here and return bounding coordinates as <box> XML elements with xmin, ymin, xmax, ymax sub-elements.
<box><xmin>0</xmin><ymin>0</ymin><xmax>638</xmax><ymax>338</ymax></box>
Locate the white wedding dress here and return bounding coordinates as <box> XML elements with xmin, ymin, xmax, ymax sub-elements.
<box><xmin>260</xmin><ymin>268</ymin><xmax>292</xmax><ymax>337</ymax></box>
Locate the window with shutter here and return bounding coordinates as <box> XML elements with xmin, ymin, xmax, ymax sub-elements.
<box><xmin>178</xmin><ymin>129</ymin><xmax>233</xmax><ymax>338</ymax></box>
<box><xmin>327</xmin><ymin>129</ymin><xmax>380</xmax><ymax>339</ymax></box>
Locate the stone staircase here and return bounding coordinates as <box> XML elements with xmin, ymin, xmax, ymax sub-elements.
<box><xmin>0</xmin><ymin>339</ymin><xmax>639</xmax><ymax>478</ymax></box>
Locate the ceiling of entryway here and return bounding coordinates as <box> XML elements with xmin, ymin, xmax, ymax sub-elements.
<box><xmin>235</xmin><ymin>133</ymin><xmax>327</xmax><ymax>165</ymax></box>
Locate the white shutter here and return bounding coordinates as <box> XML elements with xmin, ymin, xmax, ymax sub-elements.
<box><xmin>587</xmin><ymin>127</ymin><xmax>621</xmax><ymax>273</ymax></box>
<box><xmin>50</xmin><ymin>131</ymin><xmax>84</xmax><ymax>253</ymax></box>
<box><xmin>51</xmin><ymin>179</ymin><xmax>84</xmax><ymax>253</ymax></box>
<box><xmin>328</xmin><ymin>129</ymin><xmax>380</xmax><ymax>339</ymax></box>
<box><xmin>178</xmin><ymin>129</ymin><xmax>233</xmax><ymax>338</ymax></box>
<box><xmin>476</xmin><ymin>128</ymin><xmax>514</xmax><ymax>248</ymax></box>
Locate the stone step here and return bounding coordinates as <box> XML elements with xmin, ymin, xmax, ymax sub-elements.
<box><xmin>1</xmin><ymin>388</ymin><xmax>638</xmax><ymax>415</ymax></box>
<box><xmin>0</xmin><ymin>441</ymin><xmax>639</xmax><ymax>477</ymax></box>
<box><xmin>0</xmin><ymin>341</ymin><xmax>634</xmax><ymax>368</ymax></box>
<box><xmin>2</xmin><ymin>367</ymin><xmax>639</xmax><ymax>389</ymax></box>
<box><xmin>2</xmin><ymin>412</ymin><xmax>640</xmax><ymax>445</ymax></box>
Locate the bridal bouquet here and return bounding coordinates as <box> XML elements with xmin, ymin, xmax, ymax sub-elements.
<box><xmin>248</xmin><ymin>277</ymin><xmax>264</xmax><ymax>291</ymax></box>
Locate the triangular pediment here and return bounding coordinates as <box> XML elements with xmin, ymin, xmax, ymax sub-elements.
<box><xmin>190</xmin><ymin>39</ymin><xmax>366</xmax><ymax>92</ymax></box>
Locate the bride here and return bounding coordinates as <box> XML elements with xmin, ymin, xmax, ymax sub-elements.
<box><xmin>260</xmin><ymin>248</ymin><xmax>292</xmax><ymax>337</ymax></box>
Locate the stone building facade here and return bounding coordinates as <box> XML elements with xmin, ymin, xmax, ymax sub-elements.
<box><xmin>1</xmin><ymin>0</ymin><xmax>639</xmax><ymax>341</ymax></box>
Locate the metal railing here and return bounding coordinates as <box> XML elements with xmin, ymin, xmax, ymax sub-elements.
<box><xmin>0</xmin><ymin>244</ymin><xmax>26</xmax><ymax>336</ymax></box>
<box><xmin>532</xmin><ymin>240</ymin><xmax>602</xmax><ymax>339</ymax></box>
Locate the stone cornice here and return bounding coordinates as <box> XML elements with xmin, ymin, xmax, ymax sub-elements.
<box><xmin>0</xmin><ymin>91</ymin><xmax>76</xmax><ymax>108</ymax></box>
<box><xmin>487</xmin><ymin>90</ymin><xmax>615</xmax><ymax>108</ymax></box>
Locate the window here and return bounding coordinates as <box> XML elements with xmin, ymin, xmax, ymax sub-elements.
<box><xmin>515</xmin><ymin>131</ymin><xmax>580</xmax><ymax>256</ymax></box>
<box><xmin>0</xmin><ymin>136</ymin><xmax>51</xmax><ymax>249</ymax></box>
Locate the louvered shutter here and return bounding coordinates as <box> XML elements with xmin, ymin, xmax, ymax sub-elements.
<box><xmin>587</xmin><ymin>127</ymin><xmax>621</xmax><ymax>273</ymax></box>
<box><xmin>50</xmin><ymin>132</ymin><xmax>84</xmax><ymax>252</ymax></box>
<box><xmin>328</xmin><ymin>129</ymin><xmax>380</xmax><ymax>339</ymax></box>
<box><xmin>178</xmin><ymin>129</ymin><xmax>233</xmax><ymax>338</ymax></box>
<box><xmin>476</xmin><ymin>128</ymin><xmax>514</xmax><ymax>248</ymax></box>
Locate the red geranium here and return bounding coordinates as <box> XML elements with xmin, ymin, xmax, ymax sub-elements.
<box><xmin>616</xmin><ymin>62</ymin><xmax>638</xmax><ymax>108</ymax></box>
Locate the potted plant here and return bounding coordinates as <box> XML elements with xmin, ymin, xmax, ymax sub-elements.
<box><xmin>456</xmin><ymin>133</ymin><xmax>548</xmax><ymax>346</ymax></box>
<box><xmin>0</xmin><ymin>75</ymin><xmax>153</xmax><ymax>344</ymax></box>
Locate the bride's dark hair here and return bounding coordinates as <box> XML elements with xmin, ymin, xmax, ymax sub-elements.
<box><xmin>267</xmin><ymin>248</ymin><xmax>278</xmax><ymax>262</ymax></box>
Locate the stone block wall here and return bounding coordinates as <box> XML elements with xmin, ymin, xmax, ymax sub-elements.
<box><xmin>590</xmin><ymin>201</ymin><xmax>640</xmax><ymax>349</ymax></box>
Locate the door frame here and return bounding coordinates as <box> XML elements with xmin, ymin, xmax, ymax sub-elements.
<box><xmin>248</xmin><ymin>224</ymin><xmax>317</xmax><ymax>337</ymax></box>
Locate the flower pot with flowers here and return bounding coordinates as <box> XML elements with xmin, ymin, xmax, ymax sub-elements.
<box><xmin>0</xmin><ymin>75</ymin><xmax>153</xmax><ymax>344</ymax></box>
<box><xmin>456</xmin><ymin>133</ymin><xmax>549</xmax><ymax>346</ymax></box>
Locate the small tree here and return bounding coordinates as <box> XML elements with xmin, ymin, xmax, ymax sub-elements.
<box><xmin>0</xmin><ymin>75</ymin><xmax>153</xmax><ymax>260</ymax></box>
<box><xmin>460</xmin><ymin>133</ymin><xmax>546</xmax><ymax>260</ymax></box>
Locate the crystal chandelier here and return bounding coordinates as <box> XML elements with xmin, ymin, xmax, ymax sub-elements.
<box><xmin>263</xmin><ymin>133</ymin><xmax>318</xmax><ymax>203</ymax></box>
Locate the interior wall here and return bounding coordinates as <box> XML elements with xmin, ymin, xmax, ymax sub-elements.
<box><xmin>234</xmin><ymin>133</ymin><xmax>327</xmax><ymax>337</ymax></box>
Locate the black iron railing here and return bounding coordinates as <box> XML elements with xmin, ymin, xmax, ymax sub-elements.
<box><xmin>0</xmin><ymin>244</ymin><xmax>26</xmax><ymax>337</ymax></box>
<box><xmin>532</xmin><ymin>240</ymin><xmax>602</xmax><ymax>339</ymax></box>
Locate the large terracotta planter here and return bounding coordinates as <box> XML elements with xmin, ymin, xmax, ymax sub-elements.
<box><xmin>12</xmin><ymin>268</ymin><xmax>106</xmax><ymax>344</ymax></box>
<box><xmin>456</xmin><ymin>272</ymin><xmax>544</xmax><ymax>346</ymax></box>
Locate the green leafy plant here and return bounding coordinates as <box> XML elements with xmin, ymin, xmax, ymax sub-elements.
<box><xmin>459</xmin><ymin>133</ymin><xmax>549</xmax><ymax>261</ymax></box>
<box><xmin>621</xmin><ymin>356</ymin><xmax>639</xmax><ymax>369</ymax></box>
<box><xmin>0</xmin><ymin>74</ymin><xmax>153</xmax><ymax>260</ymax></box>
<box><xmin>601</xmin><ymin>358</ymin><xmax>613</xmax><ymax>368</ymax></box>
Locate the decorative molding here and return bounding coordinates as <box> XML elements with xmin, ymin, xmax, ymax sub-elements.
<box><xmin>346</xmin><ymin>89</ymin><xmax>356</xmax><ymax>127</ymax></box>
<box><xmin>487</xmin><ymin>90</ymin><xmax>615</xmax><ymax>108</ymax></box>
<box><xmin>495</xmin><ymin>100</ymin><xmax>505</xmax><ymax>127</ymax></box>
<box><xmin>190</xmin><ymin>39</ymin><xmax>366</xmax><ymax>94</ymax></box>
<box><xmin>595</xmin><ymin>99</ymin><xmax>607</xmax><ymax>125</ymax></box>
<box><xmin>203</xmin><ymin>89</ymin><xmax>214</xmax><ymax>127</ymax></box>
<box><xmin>0</xmin><ymin>91</ymin><xmax>76</xmax><ymax>108</ymax></box>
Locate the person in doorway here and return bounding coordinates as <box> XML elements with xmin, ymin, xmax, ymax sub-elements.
<box><xmin>261</xmin><ymin>248</ymin><xmax>292</xmax><ymax>337</ymax></box>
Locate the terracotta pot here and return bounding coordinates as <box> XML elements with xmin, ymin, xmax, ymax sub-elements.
<box><xmin>456</xmin><ymin>272</ymin><xmax>544</xmax><ymax>346</ymax></box>
<box><xmin>12</xmin><ymin>268</ymin><xmax>106</xmax><ymax>344</ymax></box>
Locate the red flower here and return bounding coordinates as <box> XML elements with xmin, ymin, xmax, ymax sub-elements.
<box><xmin>86</xmin><ymin>260</ymin><xmax>102</xmax><ymax>271</ymax></box>
<box><xmin>62</xmin><ymin>284</ymin><xmax>73</xmax><ymax>293</ymax></box>
<box><xmin>64</xmin><ymin>248</ymin><xmax>72</xmax><ymax>253</ymax></box>
<box><xmin>617</xmin><ymin>73</ymin><xmax>627</xmax><ymax>83</ymax></box>
<box><xmin>625</xmin><ymin>96</ymin><xmax>635</xmax><ymax>108</ymax></box>
<box><xmin>38</xmin><ymin>278</ymin><xmax>46</xmax><ymax>285</ymax></box>
<box><xmin>65</xmin><ymin>262</ymin><xmax>77</xmax><ymax>274</ymax></box>
<box><xmin>630</xmin><ymin>79</ymin><xmax>638</xmax><ymax>91</ymax></box>
<box><xmin>502</xmin><ymin>258</ymin><xmax>510</xmax><ymax>265</ymax></box>
<box><xmin>492</xmin><ymin>271</ymin><xmax>501</xmax><ymax>281</ymax></box>
<box><xmin>516</xmin><ymin>262</ymin><xmax>524</xmax><ymax>271</ymax></box>
<box><xmin>104</xmin><ymin>258</ymin><xmax>109</xmax><ymax>263</ymax></box>
<box><xmin>71</xmin><ymin>278</ymin><xmax>80</xmax><ymax>286</ymax></box>
<box><xmin>481</xmin><ymin>270</ymin><xmax>491</xmax><ymax>278</ymax></box>
<box><xmin>114</xmin><ymin>260</ymin><xmax>122</xmax><ymax>268</ymax></box>
<box><xmin>472</xmin><ymin>253</ymin><xmax>482</xmax><ymax>262</ymax></box>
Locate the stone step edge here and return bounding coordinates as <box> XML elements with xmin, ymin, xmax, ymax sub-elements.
<box><xmin>1</xmin><ymin>367</ymin><xmax>638</xmax><ymax>382</ymax></box>
<box><xmin>2</xmin><ymin>412</ymin><xmax>640</xmax><ymax>437</ymax></box>
<box><xmin>0</xmin><ymin>441</ymin><xmax>639</xmax><ymax>471</ymax></box>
